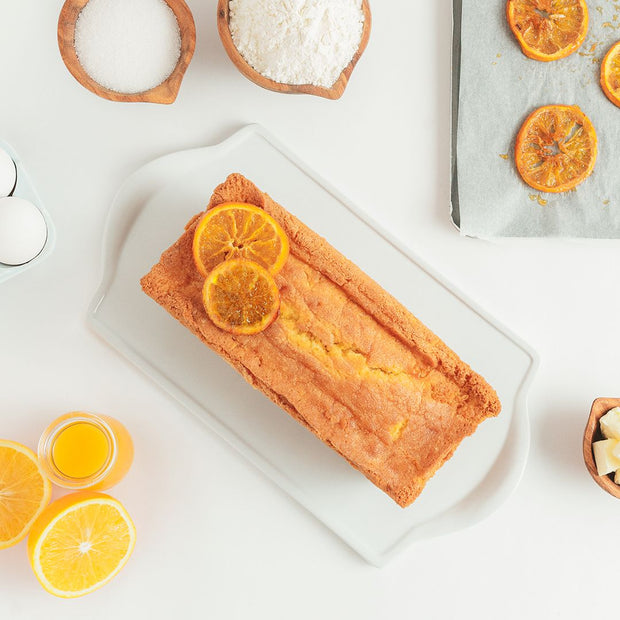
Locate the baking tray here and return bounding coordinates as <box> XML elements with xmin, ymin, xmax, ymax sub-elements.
<box><xmin>450</xmin><ymin>0</ymin><xmax>620</xmax><ymax>237</ymax></box>
<box><xmin>88</xmin><ymin>124</ymin><xmax>537</xmax><ymax>566</ymax></box>
<box><xmin>451</xmin><ymin>0</ymin><xmax>463</xmax><ymax>231</ymax></box>
<box><xmin>0</xmin><ymin>140</ymin><xmax>55</xmax><ymax>284</ymax></box>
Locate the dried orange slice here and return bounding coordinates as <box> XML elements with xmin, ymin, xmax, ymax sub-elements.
<box><xmin>193</xmin><ymin>203</ymin><xmax>289</xmax><ymax>277</ymax></box>
<box><xmin>28</xmin><ymin>492</ymin><xmax>136</xmax><ymax>598</ymax></box>
<box><xmin>515</xmin><ymin>105</ymin><xmax>597</xmax><ymax>193</ymax></box>
<box><xmin>601</xmin><ymin>40</ymin><xmax>620</xmax><ymax>108</ymax></box>
<box><xmin>203</xmin><ymin>258</ymin><xmax>280</xmax><ymax>335</ymax></box>
<box><xmin>0</xmin><ymin>439</ymin><xmax>51</xmax><ymax>549</ymax></box>
<box><xmin>507</xmin><ymin>0</ymin><xmax>588</xmax><ymax>61</ymax></box>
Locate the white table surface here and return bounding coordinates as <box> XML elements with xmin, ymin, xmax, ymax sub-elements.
<box><xmin>0</xmin><ymin>1</ymin><xmax>617</xmax><ymax>618</ymax></box>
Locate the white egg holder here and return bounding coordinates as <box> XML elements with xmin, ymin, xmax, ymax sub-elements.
<box><xmin>0</xmin><ymin>140</ymin><xmax>55</xmax><ymax>284</ymax></box>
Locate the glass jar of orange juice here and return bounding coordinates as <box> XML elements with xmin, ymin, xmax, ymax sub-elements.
<box><xmin>38</xmin><ymin>412</ymin><xmax>133</xmax><ymax>491</ymax></box>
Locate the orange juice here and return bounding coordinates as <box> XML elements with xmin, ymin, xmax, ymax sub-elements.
<box><xmin>38</xmin><ymin>412</ymin><xmax>133</xmax><ymax>490</ymax></box>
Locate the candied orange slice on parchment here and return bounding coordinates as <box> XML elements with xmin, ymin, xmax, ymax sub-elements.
<box><xmin>193</xmin><ymin>202</ymin><xmax>289</xmax><ymax>277</ymax></box>
<box><xmin>515</xmin><ymin>105</ymin><xmax>597</xmax><ymax>193</ymax></box>
<box><xmin>203</xmin><ymin>258</ymin><xmax>280</xmax><ymax>335</ymax></box>
<box><xmin>601</xmin><ymin>40</ymin><xmax>620</xmax><ymax>108</ymax></box>
<box><xmin>507</xmin><ymin>0</ymin><xmax>588</xmax><ymax>61</ymax></box>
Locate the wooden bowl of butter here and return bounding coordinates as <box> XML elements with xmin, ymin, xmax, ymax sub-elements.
<box><xmin>583</xmin><ymin>397</ymin><xmax>620</xmax><ymax>499</ymax></box>
<box><xmin>217</xmin><ymin>0</ymin><xmax>371</xmax><ymax>100</ymax></box>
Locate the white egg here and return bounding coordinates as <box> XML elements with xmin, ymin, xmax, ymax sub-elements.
<box><xmin>0</xmin><ymin>148</ymin><xmax>16</xmax><ymax>197</ymax></box>
<box><xmin>0</xmin><ymin>197</ymin><xmax>47</xmax><ymax>266</ymax></box>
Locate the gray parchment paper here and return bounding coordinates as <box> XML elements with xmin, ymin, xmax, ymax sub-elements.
<box><xmin>456</xmin><ymin>0</ymin><xmax>620</xmax><ymax>238</ymax></box>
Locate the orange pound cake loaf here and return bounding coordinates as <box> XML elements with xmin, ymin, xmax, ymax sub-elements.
<box><xmin>141</xmin><ymin>174</ymin><xmax>501</xmax><ymax>507</ymax></box>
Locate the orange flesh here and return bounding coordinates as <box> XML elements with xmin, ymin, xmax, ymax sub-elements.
<box><xmin>28</xmin><ymin>493</ymin><xmax>135</xmax><ymax>598</ymax></box>
<box><xmin>52</xmin><ymin>423</ymin><xmax>110</xmax><ymax>479</ymax></box>
<box><xmin>37</xmin><ymin>502</ymin><xmax>131</xmax><ymax>593</ymax></box>
<box><xmin>507</xmin><ymin>0</ymin><xmax>588</xmax><ymax>61</ymax></box>
<box><xmin>515</xmin><ymin>105</ymin><xmax>597</xmax><ymax>193</ymax></box>
<box><xmin>0</xmin><ymin>441</ymin><xmax>51</xmax><ymax>548</ymax></box>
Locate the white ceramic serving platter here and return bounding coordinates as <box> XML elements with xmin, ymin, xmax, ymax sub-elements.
<box><xmin>0</xmin><ymin>140</ymin><xmax>55</xmax><ymax>284</ymax></box>
<box><xmin>88</xmin><ymin>124</ymin><xmax>538</xmax><ymax>566</ymax></box>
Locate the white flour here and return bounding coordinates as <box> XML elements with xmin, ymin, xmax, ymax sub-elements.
<box><xmin>228</xmin><ymin>0</ymin><xmax>365</xmax><ymax>88</ymax></box>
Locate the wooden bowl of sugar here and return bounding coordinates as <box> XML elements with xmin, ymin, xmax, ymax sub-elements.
<box><xmin>58</xmin><ymin>0</ymin><xmax>196</xmax><ymax>104</ymax></box>
<box><xmin>583</xmin><ymin>397</ymin><xmax>620</xmax><ymax>499</ymax></box>
<box><xmin>217</xmin><ymin>0</ymin><xmax>372</xmax><ymax>100</ymax></box>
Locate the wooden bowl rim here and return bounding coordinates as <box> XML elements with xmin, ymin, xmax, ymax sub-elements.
<box><xmin>583</xmin><ymin>397</ymin><xmax>620</xmax><ymax>499</ymax></box>
<box><xmin>217</xmin><ymin>0</ymin><xmax>372</xmax><ymax>100</ymax></box>
<box><xmin>57</xmin><ymin>0</ymin><xmax>196</xmax><ymax>104</ymax></box>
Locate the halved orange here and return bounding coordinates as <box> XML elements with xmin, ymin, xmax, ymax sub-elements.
<box><xmin>28</xmin><ymin>492</ymin><xmax>136</xmax><ymax>598</ymax></box>
<box><xmin>193</xmin><ymin>203</ymin><xmax>289</xmax><ymax>277</ymax></box>
<box><xmin>203</xmin><ymin>258</ymin><xmax>280</xmax><ymax>335</ymax></box>
<box><xmin>601</xmin><ymin>40</ymin><xmax>620</xmax><ymax>108</ymax></box>
<box><xmin>0</xmin><ymin>439</ymin><xmax>51</xmax><ymax>549</ymax></box>
<box><xmin>515</xmin><ymin>105</ymin><xmax>597</xmax><ymax>193</ymax></box>
<box><xmin>507</xmin><ymin>0</ymin><xmax>588</xmax><ymax>62</ymax></box>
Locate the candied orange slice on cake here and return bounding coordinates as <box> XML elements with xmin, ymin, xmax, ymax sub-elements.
<box><xmin>515</xmin><ymin>105</ymin><xmax>597</xmax><ymax>193</ymax></box>
<box><xmin>0</xmin><ymin>439</ymin><xmax>51</xmax><ymax>549</ymax></box>
<box><xmin>601</xmin><ymin>40</ymin><xmax>620</xmax><ymax>108</ymax></box>
<box><xmin>193</xmin><ymin>202</ymin><xmax>289</xmax><ymax>277</ymax></box>
<box><xmin>28</xmin><ymin>492</ymin><xmax>136</xmax><ymax>598</ymax></box>
<box><xmin>203</xmin><ymin>258</ymin><xmax>280</xmax><ymax>335</ymax></box>
<box><xmin>506</xmin><ymin>0</ymin><xmax>588</xmax><ymax>61</ymax></box>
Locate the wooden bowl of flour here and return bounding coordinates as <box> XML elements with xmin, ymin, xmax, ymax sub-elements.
<box><xmin>58</xmin><ymin>0</ymin><xmax>196</xmax><ymax>104</ymax></box>
<box><xmin>217</xmin><ymin>0</ymin><xmax>371</xmax><ymax>99</ymax></box>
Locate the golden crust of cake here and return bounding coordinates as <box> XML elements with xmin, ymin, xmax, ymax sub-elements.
<box><xmin>141</xmin><ymin>173</ymin><xmax>501</xmax><ymax>508</ymax></box>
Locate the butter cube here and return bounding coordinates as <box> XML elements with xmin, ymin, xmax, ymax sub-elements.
<box><xmin>600</xmin><ymin>407</ymin><xmax>620</xmax><ymax>440</ymax></box>
<box><xmin>593</xmin><ymin>439</ymin><xmax>620</xmax><ymax>476</ymax></box>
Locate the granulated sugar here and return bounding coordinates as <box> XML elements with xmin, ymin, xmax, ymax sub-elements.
<box><xmin>74</xmin><ymin>0</ymin><xmax>181</xmax><ymax>94</ymax></box>
<box><xmin>228</xmin><ymin>0</ymin><xmax>365</xmax><ymax>88</ymax></box>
